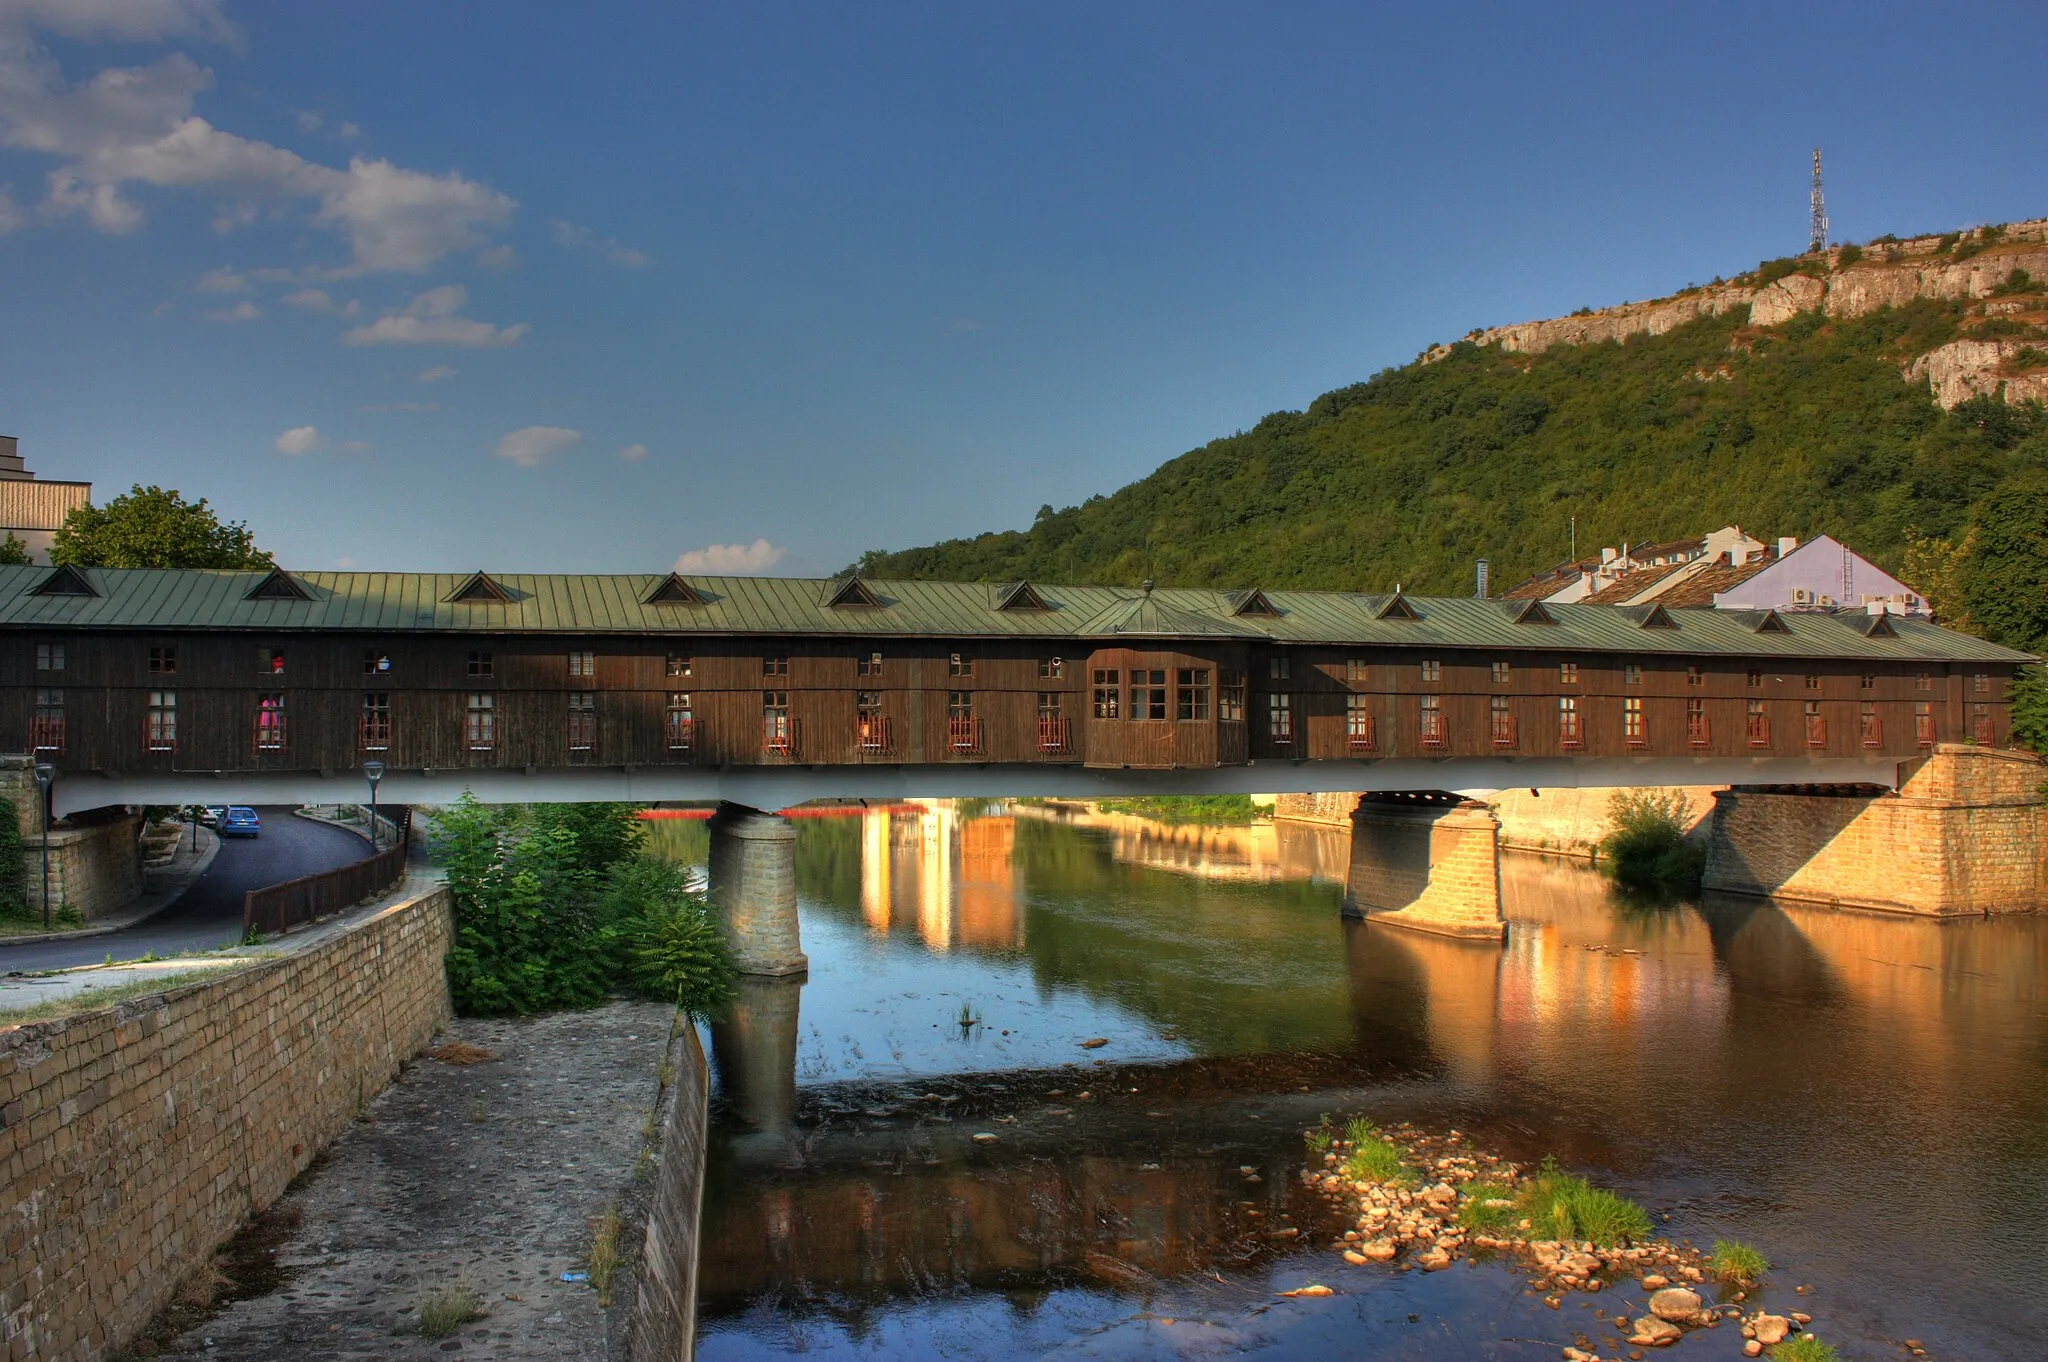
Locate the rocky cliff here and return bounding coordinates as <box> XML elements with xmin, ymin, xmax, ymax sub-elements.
<box><xmin>1431</xmin><ymin>219</ymin><xmax>2048</xmax><ymax>408</ymax></box>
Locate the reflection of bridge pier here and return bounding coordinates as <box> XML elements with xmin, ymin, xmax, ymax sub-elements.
<box><xmin>711</xmin><ymin>973</ymin><xmax>805</xmax><ymax>1131</ymax></box>
<box><xmin>708</xmin><ymin>802</ymin><xmax>808</xmax><ymax>976</ymax></box>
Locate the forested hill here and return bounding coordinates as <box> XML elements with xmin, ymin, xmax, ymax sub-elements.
<box><xmin>855</xmin><ymin>237</ymin><xmax>2048</xmax><ymax>653</ymax></box>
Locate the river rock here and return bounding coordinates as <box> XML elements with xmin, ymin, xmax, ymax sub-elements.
<box><xmin>1359</xmin><ymin>1239</ymin><xmax>1397</xmax><ymax>1261</ymax></box>
<box><xmin>1743</xmin><ymin>1342</ymin><xmax>1762</xmax><ymax>1357</ymax></box>
<box><xmin>1640</xmin><ymin>1273</ymin><xmax>1668</xmax><ymax>1289</ymax></box>
<box><xmin>1564</xmin><ymin>1251</ymin><xmax>1602</xmax><ymax>1275</ymax></box>
<box><xmin>1342</xmin><ymin>1249</ymin><xmax>1368</xmax><ymax>1265</ymax></box>
<box><xmin>1753</xmin><ymin>1315</ymin><xmax>1791</xmax><ymax>1345</ymax></box>
<box><xmin>1630</xmin><ymin>1316</ymin><xmax>1682</xmax><ymax>1346</ymax></box>
<box><xmin>1649</xmin><ymin>1287</ymin><xmax>1703</xmax><ymax>1322</ymax></box>
<box><xmin>1417</xmin><ymin>1248</ymin><xmax>1452</xmax><ymax>1271</ymax></box>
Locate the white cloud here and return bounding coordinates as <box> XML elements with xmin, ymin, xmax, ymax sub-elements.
<box><xmin>340</xmin><ymin>283</ymin><xmax>527</xmax><ymax>348</ymax></box>
<box><xmin>294</xmin><ymin>109</ymin><xmax>321</xmax><ymax>134</ymax></box>
<box><xmin>415</xmin><ymin>363</ymin><xmax>456</xmax><ymax>383</ymax></box>
<box><xmin>0</xmin><ymin>16</ymin><xmax>514</xmax><ymax>274</ymax></box>
<box><xmin>618</xmin><ymin>443</ymin><xmax>648</xmax><ymax>461</ymax></box>
<box><xmin>674</xmin><ymin>539</ymin><xmax>785</xmax><ymax>574</ymax></box>
<box><xmin>0</xmin><ymin>187</ymin><xmax>25</xmax><ymax>234</ymax></box>
<box><xmin>281</xmin><ymin>286</ymin><xmax>356</xmax><ymax>317</ymax></box>
<box><xmin>476</xmin><ymin>242</ymin><xmax>515</xmax><ymax>271</ymax></box>
<box><xmin>551</xmin><ymin>217</ymin><xmax>648</xmax><ymax>269</ymax></box>
<box><xmin>340</xmin><ymin>438</ymin><xmax>368</xmax><ymax>452</ymax></box>
<box><xmin>203</xmin><ymin>298</ymin><xmax>257</xmax><ymax>322</ymax></box>
<box><xmin>492</xmin><ymin>425</ymin><xmax>580</xmax><ymax>467</ymax></box>
<box><xmin>273</xmin><ymin>424</ymin><xmax>318</xmax><ymax>454</ymax></box>
<box><xmin>360</xmin><ymin>401</ymin><xmax>438</xmax><ymax>413</ymax></box>
<box><xmin>336</xmin><ymin>120</ymin><xmax>358</xmax><ymax>139</ymax></box>
<box><xmin>193</xmin><ymin>263</ymin><xmax>247</xmax><ymax>292</ymax></box>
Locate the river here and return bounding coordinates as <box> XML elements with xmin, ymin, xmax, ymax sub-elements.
<box><xmin>652</xmin><ymin>804</ymin><xmax>2048</xmax><ymax>1361</ymax></box>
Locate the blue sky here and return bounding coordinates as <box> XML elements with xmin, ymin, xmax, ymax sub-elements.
<box><xmin>2</xmin><ymin>1</ymin><xmax>2045</xmax><ymax>575</ymax></box>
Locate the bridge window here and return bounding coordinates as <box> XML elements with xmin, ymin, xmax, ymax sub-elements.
<box><xmin>856</xmin><ymin>651</ymin><xmax>881</xmax><ymax>677</ymax></box>
<box><xmin>1492</xmin><ymin>660</ymin><xmax>1511</xmax><ymax>684</ymax></box>
<box><xmin>1558</xmin><ymin>695</ymin><xmax>1581</xmax><ymax>747</ymax></box>
<box><xmin>1804</xmin><ymin>673</ymin><xmax>1821</xmax><ymax>690</ymax></box>
<box><xmin>946</xmin><ymin>692</ymin><xmax>978</xmax><ymax>752</ymax></box>
<box><xmin>763</xmin><ymin>692</ymin><xmax>792</xmax><ymax>753</ymax></box>
<box><xmin>1219</xmin><ymin>672</ymin><xmax>1245</xmax><ymax>722</ymax></box>
<box><xmin>1624</xmin><ymin>663</ymin><xmax>1642</xmax><ymax>685</ymax></box>
<box><xmin>1747</xmin><ymin>669</ymin><xmax>1762</xmax><ymax>688</ymax></box>
<box><xmin>1915</xmin><ymin>672</ymin><xmax>1932</xmax><ymax>692</ymax></box>
<box><xmin>258</xmin><ymin>646</ymin><xmax>285</xmax><ymax>675</ymax></box>
<box><xmin>363</xmin><ymin>648</ymin><xmax>391</xmax><ymax>675</ymax></box>
<box><xmin>1039</xmin><ymin>657</ymin><xmax>1064</xmax><ymax>679</ymax></box>
<box><xmin>1420</xmin><ymin>694</ymin><xmax>1444</xmax><ymax>746</ymax></box>
<box><xmin>150</xmin><ymin>645</ymin><xmax>177</xmax><ymax>675</ymax></box>
<box><xmin>466</xmin><ymin>693</ymin><xmax>495</xmax><ymax>749</ymax></box>
<box><xmin>1092</xmin><ymin>669</ymin><xmax>1120</xmax><ymax>719</ymax></box>
<box><xmin>764</xmin><ymin>653</ymin><xmax>789</xmax><ymax>677</ymax></box>
<box><xmin>1037</xmin><ymin>692</ymin><xmax>1062</xmax><ymax>718</ymax></box>
<box><xmin>1687</xmin><ymin>697</ymin><xmax>1710</xmax><ymax>747</ymax></box>
<box><xmin>1490</xmin><ymin>696</ymin><xmax>1516</xmax><ymax>746</ymax></box>
<box><xmin>858</xmin><ymin>690</ymin><xmax>884</xmax><ymax>719</ymax></box>
<box><xmin>948</xmin><ymin>652</ymin><xmax>973</xmax><ymax>678</ymax></box>
<box><xmin>1131</xmin><ymin>669</ymin><xmax>1167</xmax><ymax>720</ymax></box>
<box><xmin>35</xmin><ymin>642</ymin><xmax>64</xmax><ymax>671</ymax></box>
<box><xmin>146</xmin><ymin>691</ymin><xmax>176</xmax><ymax>752</ymax></box>
<box><xmin>857</xmin><ymin>692</ymin><xmax>888</xmax><ymax>752</ymax></box>
<box><xmin>1037</xmin><ymin>693</ymin><xmax>1068</xmax><ymax>752</ymax></box>
<box><xmin>361</xmin><ymin>694</ymin><xmax>390</xmax><ymax>751</ymax></box>
<box><xmin>255</xmin><ymin>693</ymin><xmax>286</xmax><ymax>751</ymax></box>
<box><xmin>31</xmin><ymin>689</ymin><xmax>63</xmax><ymax>754</ymax></box>
<box><xmin>1267</xmin><ymin>692</ymin><xmax>1293</xmax><ymax>744</ymax></box>
<box><xmin>1860</xmin><ymin>674</ymin><xmax>1876</xmax><ymax>691</ymax></box>
<box><xmin>666</xmin><ymin>693</ymin><xmax>694</xmax><ymax>751</ymax></box>
<box><xmin>1972</xmin><ymin>702</ymin><xmax>1993</xmax><ymax>744</ymax></box>
<box><xmin>668</xmin><ymin>653</ymin><xmax>693</xmax><ymax>677</ymax></box>
<box><xmin>1420</xmin><ymin>659</ymin><xmax>1440</xmax><ymax>683</ymax></box>
<box><xmin>1914</xmin><ymin>701</ymin><xmax>1934</xmax><ymax>748</ymax></box>
<box><xmin>1624</xmin><ymin>696</ymin><xmax>1645</xmax><ymax>747</ymax></box>
<box><xmin>1346</xmin><ymin>658</ymin><xmax>1368</xmax><ymax>682</ymax></box>
<box><xmin>1687</xmin><ymin>665</ymin><xmax>1704</xmax><ymax>687</ymax></box>
<box><xmin>1973</xmin><ymin>673</ymin><xmax>1990</xmax><ymax>695</ymax></box>
<box><xmin>1345</xmin><ymin>694</ymin><xmax>1375</xmax><ymax>749</ymax></box>
<box><xmin>1176</xmin><ymin>668</ymin><xmax>1210</xmax><ymax>720</ymax></box>
<box><xmin>1559</xmin><ymin>661</ymin><xmax>1578</xmax><ymax>685</ymax></box>
<box><xmin>468</xmin><ymin>650</ymin><xmax>493</xmax><ymax>678</ymax></box>
<box><xmin>1804</xmin><ymin>700</ymin><xmax>1826</xmax><ymax>747</ymax></box>
<box><xmin>1860</xmin><ymin>702</ymin><xmax>1882</xmax><ymax>748</ymax></box>
<box><xmin>567</xmin><ymin>692</ymin><xmax>597</xmax><ymax>750</ymax></box>
<box><xmin>568</xmin><ymin>650</ymin><xmax>595</xmax><ymax>678</ymax></box>
<box><xmin>1269</xmin><ymin>655</ymin><xmax>1291</xmax><ymax>682</ymax></box>
<box><xmin>1747</xmin><ymin>699</ymin><xmax>1769</xmax><ymax>747</ymax></box>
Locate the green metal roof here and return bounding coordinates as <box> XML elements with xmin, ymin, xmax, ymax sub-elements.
<box><xmin>0</xmin><ymin>566</ymin><xmax>2028</xmax><ymax>663</ymax></box>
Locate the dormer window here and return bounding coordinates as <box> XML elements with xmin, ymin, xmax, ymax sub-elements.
<box><xmin>258</xmin><ymin>646</ymin><xmax>285</xmax><ymax>675</ymax></box>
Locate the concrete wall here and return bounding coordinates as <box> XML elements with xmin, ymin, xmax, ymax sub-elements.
<box><xmin>1703</xmin><ymin>745</ymin><xmax>2048</xmax><ymax>916</ymax></box>
<box><xmin>1344</xmin><ymin>801</ymin><xmax>1506</xmax><ymax>941</ymax></box>
<box><xmin>0</xmin><ymin>885</ymin><xmax>454</xmax><ymax>1360</ymax></box>
<box><xmin>629</xmin><ymin>1023</ymin><xmax>709</xmax><ymax>1362</ymax></box>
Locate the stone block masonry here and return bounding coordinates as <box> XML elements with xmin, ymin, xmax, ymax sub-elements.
<box><xmin>0</xmin><ymin>884</ymin><xmax>454</xmax><ymax>1360</ymax></box>
<box><xmin>1</xmin><ymin>755</ymin><xmax>146</xmax><ymax>920</ymax></box>
<box><xmin>1345</xmin><ymin>800</ymin><xmax>1507</xmax><ymax>941</ymax></box>
<box><xmin>1703</xmin><ymin>745</ymin><xmax>2048</xmax><ymax>916</ymax></box>
<box><xmin>708</xmin><ymin>802</ymin><xmax>808</xmax><ymax>975</ymax></box>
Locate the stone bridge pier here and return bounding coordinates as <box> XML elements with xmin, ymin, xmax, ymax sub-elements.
<box><xmin>707</xmin><ymin>801</ymin><xmax>808</xmax><ymax>976</ymax></box>
<box><xmin>1341</xmin><ymin>796</ymin><xmax>1507</xmax><ymax>942</ymax></box>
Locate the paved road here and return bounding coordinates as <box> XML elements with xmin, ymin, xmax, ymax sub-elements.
<box><xmin>1</xmin><ymin>808</ymin><xmax>371</xmax><ymax>972</ymax></box>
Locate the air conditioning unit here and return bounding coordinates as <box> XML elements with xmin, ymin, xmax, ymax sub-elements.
<box><xmin>1791</xmin><ymin>588</ymin><xmax>1812</xmax><ymax>605</ymax></box>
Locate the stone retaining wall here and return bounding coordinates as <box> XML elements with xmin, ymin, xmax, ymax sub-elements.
<box><xmin>0</xmin><ymin>885</ymin><xmax>454</xmax><ymax>1360</ymax></box>
<box><xmin>628</xmin><ymin>1023</ymin><xmax>709</xmax><ymax>1362</ymax></box>
<box><xmin>1</xmin><ymin>755</ymin><xmax>146</xmax><ymax>921</ymax></box>
<box><xmin>1489</xmin><ymin>785</ymin><xmax>1720</xmax><ymax>859</ymax></box>
<box><xmin>1702</xmin><ymin>745</ymin><xmax>2048</xmax><ymax>915</ymax></box>
<box><xmin>1271</xmin><ymin>791</ymin><xmax>1360</xmax><ymax>827</ymax></box>
<box><xmin>1345</xmin><ymin>801</ymin><xmax>1506</xmax><ymax>941</ymax></box>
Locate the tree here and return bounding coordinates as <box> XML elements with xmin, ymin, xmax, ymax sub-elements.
<box><xmin>50</xmin><ymin>485</ymin><xmax>273</xmax><ymax>569</ymax></box>
<box><xmin>0</xmin><ymin>533</ymin><xmax>29</xmax><ymax>565</ymax></box>
<box><xmin>1961</xmin><ymin>470</ymin><xmax>2048</xmax><ymax>651</ymax></box>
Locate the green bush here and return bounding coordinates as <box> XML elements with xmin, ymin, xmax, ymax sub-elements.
<box><xmin>1338</xmin><ymin>1117</ymin><xmax>1415</xmax><ymax>1187</ymax></box>
<box><xmin>1770</xmin><ymin>1337</ymin><xmax>1840</xmax><ymax>1362</ymax></box>
<box><xmin>1456</xmin><ymin>1182</ymin><xmax>1521</xmax><ymax>1232</ymax></box>
<box><xmin>1708</xmin><ymin>1237</ymin><xmax>1769</xmax><ymax>1283</ymax></box>
<box><xmin>606</xmin><ymin>854</ymin><xmax>736</xmax><ymax>1021</ymax></box>
<box><xmin>1599</xmin><ymin>789</ymin><xmax>1703</xmax><ymax>896</ymax></box>
<box><xmin>1096</xmin><ymin>794</ymin><xmax>1266</xmax><ymax>823</ymax></box>
<box><xmin>0</xmin><ymin>796</ymin><xmax>23</xmax><ymax>919</ymax></box>
<box><xmin>1834</xmin><ymin>243</ymin><xmax>1863</xmax><ymax>268</ymax></box>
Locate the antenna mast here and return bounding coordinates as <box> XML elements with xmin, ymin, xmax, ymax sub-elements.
<box><xmin>1809</xmin><ymin>148</ymin><xmax>1828</xmax><ymax>254</ymax></box>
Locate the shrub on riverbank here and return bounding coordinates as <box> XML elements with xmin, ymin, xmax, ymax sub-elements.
<box><xmin>1095</xmin><ymin>794</ymin><xmax>1266</xmax><ymax>823</ymax></box>
<box><xmin>1770</xmin><ymin>1338</ymin><xmax>1840</xmax><ymax>1362</ymax></box>
<box><xmin>1340</xmin><ymin>1117</ymin><xmax>1417</xmax><ymax>1187</ymax></box>
<box><xmin>1598</xmin><ymin>789</ymin><xmax>1703</xmax><ymax>897</ymax></box>
<box><xmin>439</xmin><ymin>796</ymin><xmax>734</xmax><ymax>1017</ymax></box>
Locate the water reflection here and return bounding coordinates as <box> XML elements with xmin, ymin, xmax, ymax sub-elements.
<box><xmin>687</xmin><ymin>804</ymin><xmax>2048</xmax><ymax>1361</ymax></box>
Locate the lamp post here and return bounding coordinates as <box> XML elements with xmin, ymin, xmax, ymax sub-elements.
<box><xmin>363</xmin><ymin>760</ymin><xmax>384</xmax><ymax>853</ymax></box>
<box><xmin>32</xmin><ymin>762</ymin><xmax>54</xmax><ymax>930</ymax></box>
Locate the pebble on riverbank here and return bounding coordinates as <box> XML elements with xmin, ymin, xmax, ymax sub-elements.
<box><xmin>1295</xmin><ymin>1121</ymin><xmax>1852</xmax><ymax>1361</ymax></box>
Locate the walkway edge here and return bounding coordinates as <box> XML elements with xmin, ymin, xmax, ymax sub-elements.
<box><xmin>0</xmin><ymin>825</ymin><xmax>221</xmax><ymax>949</ymax></box>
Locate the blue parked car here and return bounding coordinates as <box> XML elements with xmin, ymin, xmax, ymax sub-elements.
<box><xmin>220</xmin><ymin>806</ymin><xmax>262</xmax><ymax>838</ymax></box>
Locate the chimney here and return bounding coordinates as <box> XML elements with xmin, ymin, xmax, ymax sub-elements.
<box><xmin>1600</xmin><ymin>546</ymin><xmax>1618</xmax><ymax>564</ymax></box>
<box><xmin>1475</xmin><ymin>559</ymin><xmax>1490</xmax><ymax>599</ymax></box>
<box><xmin>1777</xmin><ymin>536</ymin><xmax>1798</xmax><ymax>558</ymax></box>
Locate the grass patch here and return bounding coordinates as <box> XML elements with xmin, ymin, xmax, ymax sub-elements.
<box><xmin>1516</xmin><ymin>1159</ymin><xmax>1652</xmax><ymax>1247</ymax></box>
<box><xmin>417</xmin><ymin>1282</ymin><xmax>484</xmax><ymax>1337</ymax></box>
<box><xmin>1456</xmin><ymin>1182</ymin><xmax>1521</xmax><ymax>1232</ymax></box>
<box><xmin>1708</xmin><ymin>1237</ymin><xmax>1769</xmax><ymax>1283</ymax></box>
<box><xmin>587</xmin><ymin>1206</ymin><xmax>624</xmax><ymax>1307</ymax></box>
<box><xmin>1770</xmin><ymin>1337</ymin><xmax>1840</xmax><ymax>1362</ymax></box>
<box><xmin>1338</xmin><ymin>1118</ymin><xmax>1416</xmax><ymax>1187</ymax></box>
<box><xmin>1304</xmin><ymin>1116</ymin><xmax>1334</xmax><ymax>1157</ymax></box>
<box><xmin>0</xmin><ymin>968</ymin><xmax>236</xmax><ymax>1027</ymax></box>
<box><xmin>425</xmin><ymin>1041</ymin><xmax>498</xmax><ymax>1066</ymax></box>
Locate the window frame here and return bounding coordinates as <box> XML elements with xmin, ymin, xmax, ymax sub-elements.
<box><xmin>665</xmin><ymin>692</ymin><xmax>695</xmax><ymax>751</ymax></box>
<box><xmin>1130</xmin><ymin>668</ymin><xmax>1167</xmax><ymax>721</ymax></box>
<box><xmin>467</xmin><ymin>650</ymin><xmax>494</xmax><ymax>679</ymax></box>
<box><xmin>149</xmin><ymin>645</ymin><xmax>178</xmax><ymax>675</ymax></box>
<box><xmin>466</xmin><ymin>692</ymin><xmax>496</xmax><ymax>749</ymax></box>
<box><xmin>1267</xmin><ymin>691</ymin><xmax>1293</xmax><ymax>744</ymax></box>
<box><xmin>1175</xmin><ymin>667</ymin><xmax>1211</xmax><ymax>721</ymax></box>
<box><xmin>35</xmin><ymin>642</ymin><xmax>65</xmax><ymax>672</ymax></box>
<box><xmin>1091</xmin><ymin>668</ymin><xmax>1121</xmax><ymax>720</ymax></box>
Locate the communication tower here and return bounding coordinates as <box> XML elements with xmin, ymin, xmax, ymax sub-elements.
<box><xmin>1809</xmin><ymin>148</ymin><xmax>1828</xmax><ymax>254</ymax></box>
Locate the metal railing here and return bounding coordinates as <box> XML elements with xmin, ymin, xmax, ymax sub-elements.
<box><xmin>1490</xmin><ymin>712</ymin><xmax>1517</xmax><ymax>748</ymax></box>
<box><xmin>29</xmin><ymin>713</ymin><xmax>64</xmax><ymax>755</ymax></box>
<box><xmin>1687</xmin><ymin>714</ymin><xmax>1712</xmax><ymax>749</ymax></box>
<box><xmin>1036</xmin><ymin>715</ymin><xmax>1070</xmax><ymax>754</ymax></box>
<box><xmin>1420</xmin><ymin>714</ymin><xmax>1446</xmax><ymax>749</ymax></box>
<box><xmin>947</xmin><ymin>716</ymin><xmax>982</xmax><ymax>754</ymax></box>
<box><xmin>858</xmin><ymin>713</ymin><xmax>893</xmax><ymax>754</ymax></box>
<box><xmin>1346</xmin><ymin>715</ymin><xmax>1377</xmax><ymax>752</ymax></box>
<box><xmin>1747</xmin><ymin>713</ymin><xmax>1771</xmax><ymax>747</ymax></box>
<box><xmin>243</xmin><ymin>839</ymin><xmax>407</xmax><ymax>937</ymax></box>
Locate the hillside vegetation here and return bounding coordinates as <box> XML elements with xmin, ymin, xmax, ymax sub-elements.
<box><xmin>860</xmin><ymin>297</ymin><xmax>2048</xmax><ymax>629</ymax></box>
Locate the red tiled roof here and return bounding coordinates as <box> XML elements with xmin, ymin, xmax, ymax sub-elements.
<box><xmin>1502</xmin><ymin>558</ymin><xmax>1602</xmax><ymax>600</ymax></box>
<box><xmin>1579</xmin><ymin>562</ymin><xmax>1685</xmax><ymax>605</ymax></box>
<box><xmin>1657</xmin><ymin>557</ymin><xmax>1773</xmax><ymax>607</ymax></box>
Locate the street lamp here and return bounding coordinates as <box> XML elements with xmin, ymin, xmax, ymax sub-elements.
<box><xmin>363</xmin><ymin>760</ymin><xmax>385</xmax><ymax>853</ymax></box>
<box><xmin>32</xmin><ymin>762</ymin><xmax>53</xmax><ymax>930</ymax></box>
